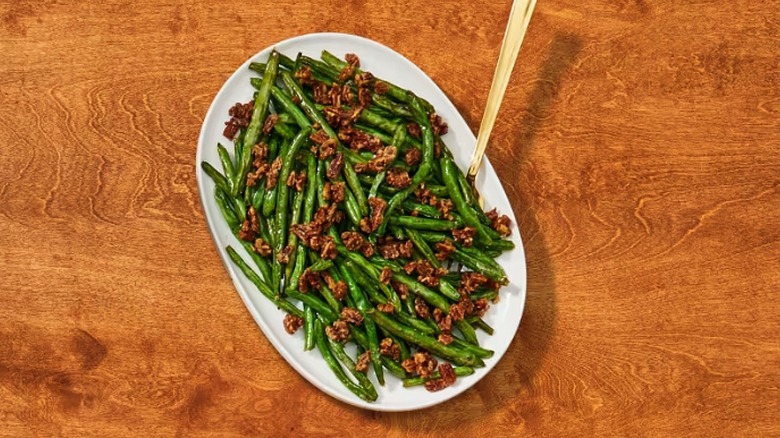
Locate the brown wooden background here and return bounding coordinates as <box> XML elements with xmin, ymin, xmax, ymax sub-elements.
<box><xmin>1</xmin><ymin>0</ymin><xmax>778</xmax><ymax>436</ymax></box>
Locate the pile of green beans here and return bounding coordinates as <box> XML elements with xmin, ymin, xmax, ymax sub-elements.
<box><xmin>202</xmin><ymin>49</ymin><xmax>514</xmax><ymax>402</ymax></box>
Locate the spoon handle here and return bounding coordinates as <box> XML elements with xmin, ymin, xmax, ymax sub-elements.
<box><xmin>467</xmin><ymin>0</ymin><xmax>537</xmax><ymax>182</ymax></box>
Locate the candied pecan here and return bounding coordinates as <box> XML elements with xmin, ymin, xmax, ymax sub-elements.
<box><xmin>401</xmin><ymin>357</ymin><xmax>417</xmax><ymax>374</ymax></box>
<box><xmin>292</xmin><ymin>95</ymin><xmax>301</xmax><ymax>105</ymax></box>
<box><xmin>340</xmin><ymin>307</ymin><xmax>364</xmax><ymax>325</ymax></box>
<box><xmin>407</xmin><ymin>122</ymin><xmax>422</xmax><ymax>139</ymax></box>
<box><xmin>238</xmin><ymin>220</ymin><xmax>255</xmax><ymax>241</ymax></box>
<box><xmin>313</xmin><ymin>81</ymin><xmax>330</xmax><ymax>105</ymax></box>
<box><xmin>378</xmin><ymin>237</ymin><xmax>413</xmax><ymax>260</ymax></box>
<box><xmin>358</xmin><ymin>87</ymin><xmax>372</xmax><ymax>107</ymax></box>
<box><xmin>331</xmin><ymin>280</ymin><xmax>348</xmax><ymax>300</ymax></box>
<box><xmin>360</xmin><ymin>242</ymin><xmax>375</xmax><ymax>258</ymax></box>
<box><xmin>341</xmin><ymin>231</ymin><xmax>365</xmax><ymax>251</ymax></box>
<box><xmin>224</xmin><ymin>101</ymin><xmax>254</xmax><ymax>139</ymax></box>
<box><xmin>348</xmin><ymin>129</ymin><xmax>383</xmax><ymax>153</ymax></box>
<box><xmin>460</xmin><ymin>272</ymin><xmax>490</xmax><ymax>295</ymax></box>
<box><xmin>410</xmin><ymin>210</ymin><xmax>419</xmax><ymax>217</ymax></box>
<box><xmin>286</xmin><ymin>170</ymin><xmax>307</xmax><ymax>192</ymax></box>
<box><xmin>374</xmin><ymin>81</ymin><xmax>389</xmax><ymax>95</ymax></box>
<box><xmin>448</xmin><ymin>301</ymin><xmax>466</xmax><ymax>321</ymax></box>
<box><xmin>359</xmin><ymin>217</ymin><xmax>372</xmax><ymax>234</ymax></box>
<box><xmin>345</xmin><ymin>53</ymin><xmax>360</xmax><ymax>67</ymax></box>
<box><xmin>262</xmin><ymin>114</ymin><xmax>279</xmax><ymax>135</ymax></box>
<box><xmin>265</xmin><ymin>157</ymin><xmax>283</xmax><ymax>190</ymax></box>
<box><xmin>297</xmin><ymin>268</ymin><xmax>320</xmax><ymax>293</ymax></box>
<box><xmin>246</xmin><ymin>206</ymin><xmax>259</xmax><ymax>233</ymax></box>
<box><xmin>379</xmin><ymin>338</ymin><xmax>400</xmax><ymax>361</ymax></box>
<box><xmin>329</xmin><ymin>83</ymin><xmax>343</xmax><ymax>108</ymax></box>
<box><xmin>309</xmin><ymin>129</ymin><xmax>330</xmax><ymax>145</ymax></box>
<box><xmin>277</xmin><ymin>245</ymin><xmax>294</xmax><ymax>264</ymax></box>
<box><xmin>341</xmin><ymin>86</ymin><xmax>356</xmax><ymax>106</ymax></box>
<box><xmin>318</xmin><ymin>138</ymin><xmax>337</xmax><ymax>160</ymax></box>
<box><xmin>414</xmin><ymin>183</ymin><xmax>434</xmax><ymax>204</ymax></box>
<box><xmin>436</xmin><ymin>198</ymin><xmax>454</xmax><ymax>220</ymax></box>
<box><xmin>413</xmin><ymin>351</ymin><xmax>438</xmax><ymax>378</ymax></box>
<box><xmin>404</xmin><ymin>260</ymin><xmax>442</xmax><ymax>286</ymax></box>
<box><xmin>323</xmin><ymin>106</ymin><xmax>340</xmax><ymax>126</ymax></box>
<box><xmin>376</xmin><ymin>303</ymin><xmax>395</xmax><ymax>313</ymax></box>
<box><xmin>452</xmin><ymin>227</ymin><xmax>476</xmax><ymax>247</ymax></box>
<box><xmin>246</xmin><ymin>165</ymin><xmax>267</xmax><ymax>187</ymax></box>
<box><xmin>338</xmin><ymin>63</ymin><xmax>356</xmax><ymax>82</ymax></box>
<box><xmin>405</xmin><ymin>147</ymin><xmax>422</xmax><ymax>166</ymax></box>
<box><xmin>474</xmin><ymin>298</ymin><xmax>489</xmax><ymax>317</ymax></box>
<box><xmin>320</xmin><ymin>236</ymin><xmax>337</xmax><ymax>260</ymax></box>
<box><xmin>434</xmin><ymin>140</ymin><xmax>443</xmax><ymax>158</ymax></box>
<box><xmin>414</xmin><ymin>296</ymin><xmax>430</xmax><ymax>319</ymax></box>
<box><xmin>354</xmin><ymin>71</ymin><xmax>374</xmax><ymax>87</ymax></box>
<box><xmin>355</xmin><ymin>351</ymin><xmax>371</xmax><ymax>372</ymax></box>
<box><xmin>434</xmin><ymin>240</ymin><xmax>456</xmax><ymax>261</ymax></box>
<box><xmin>437</xmin><ymin>332</ymin><xmax>453</xmax><ymax>345</ymax></box>
<box><xmin>486</xmin><ymin>208</ymin><xmax>512</xmax><ymax>236</ymax></box>
<box><xmin>327</xmin><ymin>152</ymin><xmax>344</xmax><ymax>180</ymax></box>
<box><xmin>325</xmin><ymin>320</ymin><xmax>350</xmax><ymax>342</ymax></box>
<box><xmin>391</xmin><ymin>280</ymin><xmax>409</xmax><ymax>300</ymax></box>
<box><xmin>386</xmin><ymin>167</ymin><xmax>412</xmax><ymax>188</ymax></box>
<box><xmin>429</xmin><ymin>113</ymin><xmax>448</xmax><ymax>136</ymax></box>
<box><xmin>354</xmin><ymin>163</ymin><xmax>368</xmax><ymax>174</ymax></box>
<box><xmin>425</xmin><ymin>363</ymin><xmax>456</xmax><ymax>392</ymax></box>
<box><xmin>379</xmin><ymin>266</ymin><xmax>393</xmax><ymax>285</ymax></box>
<box><xmin>294</xmin><ymin>65</ymin><xmax>314</xmax><ymax>85</ymax></box>
<box><xmin>253</xmin><ymin>238</ymin><xmax>271</xmax><ymax>257</ymax></box>
<box><xmin>368</xmin><ymin>196</ymin><xmax>388</xmax><ymax>232</ymax></box>
<box><xmin>291</xmin><ymin>223</ymin><xmax>321</xmax><ymax>250</ymax></box>
<box><xmin>433</xmin><ymin>308</ymin><xmax>452</xmax><ymax>332</ymax></box>
<box><xmin>323</xmin><ymin>181</ymin><xmax>345</xmax><ymax>204</ymax></box>
<box><xmin>252</xmin><ymin>142</ymin><xmax>269</xmax><ymax>166</ymax></box>
<box><xmin>283</xmin><ymin>314</ymin><xmax>304</xmax><ymax>334</ymax></box>
<box><xmin>367</xmin><ymin>146</ymin><xmax>398</xmax><ymax>173</ymax></box>
<box><xmin>312</xmin><ymin>204</ymin><xmax>340</xmax><ymax>231</ymax></box>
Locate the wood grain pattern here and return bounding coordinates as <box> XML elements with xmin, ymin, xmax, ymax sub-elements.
<box><xmin>1</xmin><ymin>0</ymin><xmax>778</xmax><ymax>436</ymax></box>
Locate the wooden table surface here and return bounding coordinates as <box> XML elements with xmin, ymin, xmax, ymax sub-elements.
<box><xmin>2</xmin><ymin>1</ymin><xmax>778</xmax><ymax>436</ymax></box>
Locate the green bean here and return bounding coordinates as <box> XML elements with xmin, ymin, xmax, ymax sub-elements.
<box><xmin>262</xmin><ymin>137</ymin><xmax>291</xmax><ymax>217</ymax></box>
<box><xmin>327</xmin><ymin>337</ymin><xmax>379</xmax><ymax>400</ymax></box>
<box><xmin>394</xmin><ymin>311</ymin><xmax>437</xmax><ymax>335</ymax></box>
<box><xmin>344</xmin><ymin>260</ymin><xmax>387</xmax><ymax>306</ymax></box>
<box><xmin>440</xmin><ymin>157</ymin><xmax>494</xmax><ymax>246</ymax></box>
<box><xmin>343</xmin><ymin>184</ymin><xmax>363</xmax><ymax>226</ymax></box>
<box><xmin>239</xmin><ymin>240</ymin><xmax>272</xmax><ymax>284</ymax></box>
<box><xmin>287</xmin><ymin>290</ymin><xmax>338</xmax><ymax>323</ymax></box>
<box><xmin>457</xmin><ymin>244</ymin><xmax>506</xmax><ymax>276</ymax></box>
<box><xmin>270</xmin><ymin>86</ymin><xmax>311</xmax><ymax>128</ymax></box>
<box><xmin>388</xmin><ymin>215</ymin><xmax>461</xmax><ymax>231</ymax></box>
<box><xmin>371</xmin><ymin>258</ymin><xmax>450</xmax><ymax>312</ymax></box>
<box><xmin>304</xmin><ymin>305</ymin><xmax>315</xmax><ymax>351</ymax></box>
<box><xmin>216</xmin><ymin>143</ymin><xmax>236</xmax><ymax>192</ymax></box>
<box><xmin>401</xmin><ymin>200</ymin><xmax>441</xmax><ymax>219</ymax></box>
<box><xmin>469</xmin><ymin>317</ymin><xmax>494</xmax><ymax>335</ymax></box>
<box><xmin>369</xmin><ymin>311</ymin><xmax>481</xmax><ymax>367</ymax></box>
<box><xmin>450</xmin><ymin>337</ymin><xmax>493</xmax><ymax>359</ymax></box>
<box><xmin>338</xmin><ymin>263</ymin><xmax>384</xmax><ymax>385</ymax></box>
<box><xmin>309</xmin><ymin>258</ymin><xmax>333</xmax><ymax>272</ymax></box>
<box><xmin>225</xmin><ymin>246</ymin><xmax>302</xmax><ymax>317</ymax></box>
<box><xmin>214</xmin><ymin>188</ymin><xmax>239</xmax><ymax>232</ymax></box>
<box><xmin>372</xmin><ymin>94</ymin><xmax>414</xmax><ymax>119</ymax></box>
<box><xmin>454</xmin><ymin>319</ymin><xmax>479</xmax><ymax>345</ymax></box>
<box><xmin>402</xmin><ymin>366</ymin><xmax>474</xmax><ymax>387</ymax></box>
<box><xmin>201</xmin><ymin>161</ymin><xmax>230</xmax><ymax>194</ymax></box>
<box><xmin>273</xmin><ymin>122</ymin><xmax>297</xmax><ymax>139</ymax></box>
<box><xmin>232</xmin><ymin>196</ymin><xmax>247</xmax><ymax>223</ymax></box>
<box><xmin>285</xmin><ymin>185</ymin><xmax>306</xmax><ymax>286</ymax></box>
<box><xmin>450</xmin><ymin>248</ymin><xmax>507</xmax><ymax>284</ymax></box>
<box><xmin>351</xmin><ymin>327</ymin><xmax>408</xmax><ymax>379</ymax></box>
<box><xmin>314</xmin><ymin>319</ymin><xmax>375</xmax><ymax>402</ymax></box>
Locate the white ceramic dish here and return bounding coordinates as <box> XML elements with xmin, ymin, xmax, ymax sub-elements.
<box><xmin>196</xmin><ymin>32</ymin><xmax>527</xmax><ymax>411</ymax></box>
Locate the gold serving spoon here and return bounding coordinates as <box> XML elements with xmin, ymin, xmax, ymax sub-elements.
<box><xmin>467</xmin><ymin>0</ymin><xmax>537</xmax><ymax>206</ymax></box>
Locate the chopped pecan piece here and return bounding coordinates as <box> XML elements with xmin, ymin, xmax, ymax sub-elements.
<box><xmin>358</xmin><ymin>87</ymin><xmax>372</xmax><ymax>107</ymax></box>
<box><xmin>460</xmin><ymin>272</ymin><xmax>490</xmax><ymax>295</ymax></box>
<box><xmin>367</xmin><ymin>146</ymin><xmax>398</xmax><ymax>173</ymax></box>
<box><xmin>408</xmin><ymin>351</ymin><xmax>438</xmax><ymax>378</ymax></box>
<box><xmin>327</xmin><ymin>152</ymin><xmax>344</xmax><ymax>180</ymax></box>
<box><xmin>238</xmin><ymin>219</ymin><xmax>255</xmax><ymax>242</ymax></box>
<box><xmin>283</xmin><ymin>314</ymin><xmax>304</xmax><ymax>334</ymax></box>
<box><xmin>354</xmin><ymin>71</ymin><xmax>374</xmax><ymax>87</ymax></box>
<box><xmin>486</xmin><ymin>208</ymin><xmax>512</xmax><ymax>236</ymax></box>
<box><xmin>436</xmin><ymin>198</ymin><xmax>454</xmax><ymax>220</ymax></box>
<box><xmin>294</xmin><ymin>65</ymin><xmax>314</xmax><ymax>85</ymax></box>
<box><xmin>309</xmin><ymin>129</ymin><xmax>330</xmax><ymax>145</ymax></box>
<box><xmin>262</xmin><ymin>114</ymin><xmax>279</xmax><ymax>135</ymax></box>
<box><xmin>434</xmin><ymin>140</ymin><xmax>443</xmax><ymax>158</ymax></box>
<box><xmin>341</xmin><ymin>231</ymin><xmax>365</xmax><ymax>251</ymax></box>
<box><xmin>386</xmin><ymin>167</ymin><xmax>412</xmax><ymax>188</ymax></box>
<box><xmin>360</xmin><ymin>242</ymin><xmax>375</xmax><ymax>258</ymax></box>
<box><xmin>425</xmin><ymin>363</ymin><xmax>456</xmax><ymax>392</ymax></box>
<box><xmin>277</xmin><ymin>245</ymin><xmax>294</xmax><ymax>264</ymax></box>
<box><xmin>319</xmin><ymin>138</ymin><xmax>338</xmax><ymax>160</ymax></box>
<box><xmin>405</xmin><ymin>147</ymin><xmax>422</xmax><ymax>166</ymax></box>
<box><xmin>325</xmin><ymin>320</ymin><xmax>350</xmax><ymax>342</ymax></box>
<box><xmin>449</xmin><ymin>296</ymin><xmax>474</xmax><ymax>321</ymax></box>
<box><xmin>391</xmin><ymin>280</ymin><xmax>409</xmax><ymax>300</ymax></box>
<box><xmin>474</xmin><ymin>298</ymin><xmax>489</xmax><ymax>317</ymax></box>
<box><xmin>252</xmin><ymin>142</ymin><xmax>269</xmax><ymax>166</ymax></box>
<box><xmin>253</xmin><ymin>238</ymin><xmax>271</xmax><ymax>257</ymax></box>
<box><xmin>313</xmin><ymin>81</ymin><xmax>330</xmax><ymax>105</ymax></box>
<box><xmin>265</xmin><ymin>157</ymin><xmax>283</xmax><ymax>190</ymax></box>
<box><xmin>298</xmin><ymin>268</ymin><xmax>320</xmax><ymax>293</ymax></box>
<box><xmin>437</xmin><ymin>332</ymin><xmax>453</xmax><ymax>345</ymax></box>
<box><xmin>434</xmin><ymin>240</ymin><xmax>456</xmax><ymax>261</ymax></box>
<box><xmin>367</xmin><ymin>196</ymin><xmax>388</xmax><ymax>232</ymax></box>
<box><xmin>286</xmin><ymin>170</ymin><xmax>307</xmax><ymax>192</ymax></box>
<box><xmin>347</xmin><ymin>129</ymin><xmax>382</xmax><ymax>153</ymax></box>
<box><xmin>320</xmin><ymin>236</ymin><xmax>337</xmax><ymax>260</ymax></box>
<box><xmin>414</xmin><ymin>183</ymin><xmax>434</xmax><ymax>205</ymax></box>
<box><xmin>407</xmin><ymin>122</ymin><xmax>422</xmax><ymax>139</ymax></box>
<box><xmin>376</xmin><ymin>303</ymin><xmax>395</xmax><ymax>314</ymax></box>
<box><xmin>329</xmin><ymin>83</ymin><xmax>343</xmax><ymax>108</ymax></box>
<box><xmin>452</xmin><ymin>227</ymin><xmax>476</xmax><ymax>247</ymax></box>
<box><xmin>323</xmin><ymin>273</ymin><xmax>348</xmax><ymax>300</ymax></box>
<box><xmin>378</xmin><ymin>237</ymin><xmax>413</xmax><ymax>260</ymax></box>
<box><xmin>323</xmin><ymin>181</ymin><xmax>345</xmax><ymax>204</ymax></box>
<box><xmin>379</xmin><ymin>338</ymin><xmax>400</xmax><ymax>360</ymax></box>
<box><xmin>374</xmin><ymin>81</ymin><xmax>389</xmax><ymax>95</ymax></box>
<box><xmin>379</xmin><ymin>266</ymin><xmax>393</xmax><ymax>284</ymax></box>
<box><xmin>224</xmin><ymin>101</ymin><xmax>254</xmax><ymax>139</ymax></box>
<box><xmin>433</xmin><ymin>308</ymin><xmax>452</xmax><ymax>332</ymax></box>
<box><xmin>355</xmin><ymin>351</ymin><xmax>371</xmax><ymax>372</ymax></box>
<box><xmin>429</xmin><ymin>113</ymin><xmax>448</xmax><ymax>136</ymax></box>
<box><xmin>414</xmin><ymin>296</ymin><xmax>430</xmax><ymax>319</ymax></box>
<box><xmin>340</xmin><ymin>307</ymin><xmax>364</xmax><ymax>325</ymax></box>
<box><xmin>404</xmin><ymin>260</ymin><xmax>444</xmax><ymax>287</ymax></box>
<box><xmin>247</xmin><ymin>206</ymin><xmax>260</xmax><ymax>233</ymax></box>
